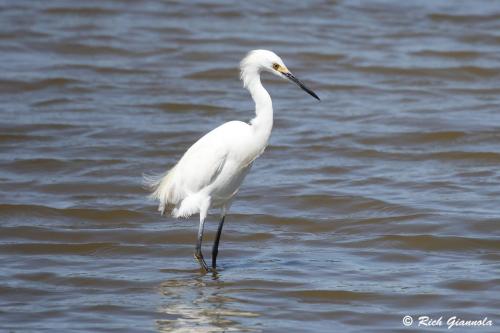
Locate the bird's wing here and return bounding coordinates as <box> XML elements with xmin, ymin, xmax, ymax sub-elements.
<box><xmin>172</xmin><ymin>121</ymin><xmax>248</xmax><ymax>196</ymax></box>
<box><xmin>176</xmin><ymin>141</ymin><xmax>227</xmax><ymax>193</ymax></box>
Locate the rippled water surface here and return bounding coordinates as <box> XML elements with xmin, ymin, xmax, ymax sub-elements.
<box><xmin>1</xmin><ymin>0</ymin><xmax>500</xmax><ymax>332</ymax></box>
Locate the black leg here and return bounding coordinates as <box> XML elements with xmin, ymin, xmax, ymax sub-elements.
<box><xmin>211</xmin><ymin>215</ymin><xmax>225</xmax><ymax>269</ymax></box>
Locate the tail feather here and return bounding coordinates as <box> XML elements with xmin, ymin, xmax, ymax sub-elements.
<box><xmin>144</xmin><ymin>166</ymin><xmax>209</xmax><ymax>219</ymax></box>
<box><xmin>143</xmin><ymin>167</ymin><xmax>178</xmax><ymax>215</ymax></box>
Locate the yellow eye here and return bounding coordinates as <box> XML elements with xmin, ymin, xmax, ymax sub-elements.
<box><xmin>272</xmin><ymin>63</ymin><xmax>280</xmax><ymax>70</ymax></box>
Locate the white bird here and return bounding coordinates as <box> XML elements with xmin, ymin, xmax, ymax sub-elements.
<box><xmin>145</xmin><ymin>49</ymin><xmax>319</xmax><ymax>271</ymax></box>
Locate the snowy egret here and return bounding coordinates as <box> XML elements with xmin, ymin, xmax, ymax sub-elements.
<box><xmin>145</xmin><ymin>50</ymin><xmax>319</xmax><ymax>271</ymax></box>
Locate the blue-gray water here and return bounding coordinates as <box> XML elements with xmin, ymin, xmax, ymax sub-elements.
<box><xmin>1</xmin><ymin>0</ymin><xmax>499</xmax><ymax>332</ymax></box>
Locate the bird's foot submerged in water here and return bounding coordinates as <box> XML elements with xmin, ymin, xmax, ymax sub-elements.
<box><xmin>194</xmin><ymin>252</ymin><xmax>211</xmax><ymax>272</ymax></box>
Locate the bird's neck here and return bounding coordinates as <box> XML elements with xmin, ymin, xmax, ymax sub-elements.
<box><xmin>247</xmin><ymin>75</ymin><xmax>273</xmax><ymax>144</ymax></box>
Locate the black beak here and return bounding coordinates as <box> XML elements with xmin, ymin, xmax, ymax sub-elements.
<box><xmin>283</xmin><ymin>72</ymin><xmax>320</xmax><ymax>101</ymax></box>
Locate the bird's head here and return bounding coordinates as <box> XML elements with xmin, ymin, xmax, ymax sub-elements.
<box><xmin>240</xmin><ymin>49</ymin><xmax>320</xmax><ymax>101</ymax></box>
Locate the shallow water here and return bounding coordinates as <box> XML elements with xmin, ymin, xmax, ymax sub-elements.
<box><xmin>1</xmin><ymin>0</ymin><xmax>499</xmax><ymax>332</ymax></box>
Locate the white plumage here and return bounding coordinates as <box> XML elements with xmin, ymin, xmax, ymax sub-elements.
<box><xmin>146</xmin><ymin>119</ymin><xmax>259</xmax><ymax>218</ymax></box>
<box><xmin>144</xmin><ymin>49</ymin><xmax>319</xmax><ymax>271</ymax></box>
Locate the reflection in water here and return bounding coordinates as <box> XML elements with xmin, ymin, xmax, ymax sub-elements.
<box><xmin>156</xmin><ymin>274</ymin><xmax>260</xmax><ymax>333</ymax></box>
